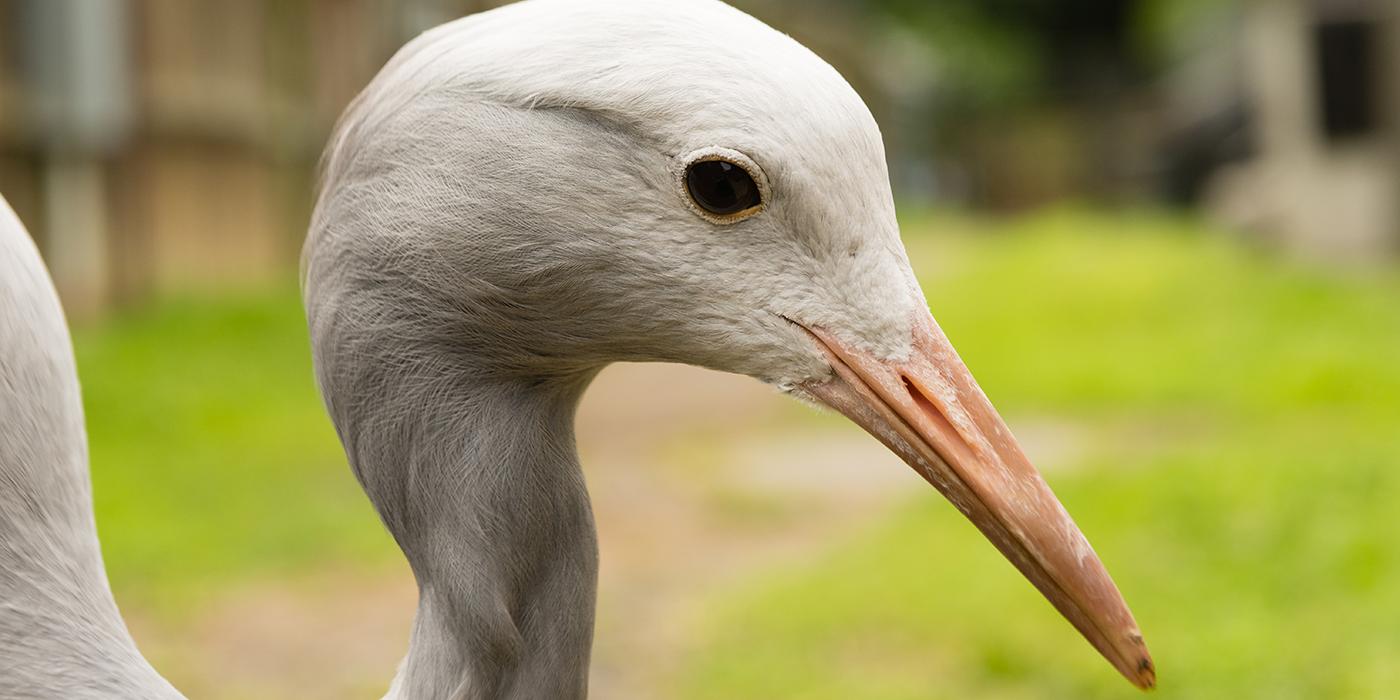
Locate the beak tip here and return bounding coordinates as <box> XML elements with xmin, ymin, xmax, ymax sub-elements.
<box><xmin>1126</xmin><ymin>649</ymin><xmax>1156</xmax><ymax>691</ymax></box>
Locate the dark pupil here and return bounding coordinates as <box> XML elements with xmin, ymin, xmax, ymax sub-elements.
<box><xmin>686</xmin><ymin>160</ymin><xmax>760</xmax><ymax>216</ymax></box>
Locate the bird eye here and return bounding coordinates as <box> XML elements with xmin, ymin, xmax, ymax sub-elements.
<box><xmin>684</xmin><ymin>159</ymin><xmax>762</xmax><ymax>218</ymax></box>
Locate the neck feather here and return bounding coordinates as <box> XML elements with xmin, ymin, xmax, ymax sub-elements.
<box><xmin>0</xmin><ymin>202</ymin><xmax>182</xmax><ymax>698</ymax></box>
<box><xmin>339</xmin><ymin>365</ymin><xmax>600</xmax><ymax>700</ymax></box>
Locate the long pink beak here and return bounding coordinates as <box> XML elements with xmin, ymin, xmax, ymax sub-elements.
<box><xmin>799</xmin><ymin>312</ymin><xmax>1155</xmax><ymax>689</ymax></box>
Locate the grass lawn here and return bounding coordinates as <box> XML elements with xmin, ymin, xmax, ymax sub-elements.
<box><xmin>74</xmin><ymin>289</ymin><xmax>399</xmax><ymax>613</ymax></box>
<box><xmin>69</xmin><ymin>208</ymin><xmax>1400</xmax><ymax>696</ymax></box>
<box><xmin>677</xmin><ymin>208</ymin><xmax>1400</xmax><ymax>699</ymax></box>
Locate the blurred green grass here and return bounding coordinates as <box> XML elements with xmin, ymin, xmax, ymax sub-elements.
<box><xmin>678</xmin><ymin>208</ymin><xmax>1400</xmax><ymax>699</ymax></box>
<box><xmin>74</xmin><ymin>291</ymin><xmax>398</xmax><ymax>612</ymax></box>
<box><xmin>71</xmin><ymin>208</ymin><xmax>1400</xmax><ymax>696</ymax></box>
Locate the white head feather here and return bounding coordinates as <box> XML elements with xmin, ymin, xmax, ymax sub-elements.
<box><xmin>306</xmin><ymin>0</ymin><xmax>925</xmax><ymax>387</ymax></box>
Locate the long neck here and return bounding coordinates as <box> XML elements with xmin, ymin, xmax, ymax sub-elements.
<box><xmin>0</xmin><ymin>200</ymin><xmax>182</xmax><ymax>698</ymax></box>
<box><xmin>341</xmin><ymin>367</ymin><xmax>600</xmax><ymax>700</ymax></box>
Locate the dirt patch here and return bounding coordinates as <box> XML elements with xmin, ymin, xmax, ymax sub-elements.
<box><xmin>132</xmin><ymin>570</ymin><xmax>416</xmax><ymax>700</ymax></box>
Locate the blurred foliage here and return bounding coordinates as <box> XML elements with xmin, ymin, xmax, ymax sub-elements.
<box><xmin>1134</xmin><ymin>0</ymin><xmax>1239</xmax><ymax>63</ymax></box>
<box><xmin>678</xmin><ymin>208</ymin><xmax>1400</xmax><ymax>699</ymax></box>
<box><xmin>860</xmin><ymin>0</ymin><xmax>1217</xmax><ymax>108</ymax></box>
<box><xmin>842</xmin><ymin>0</ymin><xmax>1246</xmax><ymax>206</ymax></box>
<box><xmin>862</xmin><ymin>0</ymin><xmax>1159</xmax><ymax>106</ymax></box>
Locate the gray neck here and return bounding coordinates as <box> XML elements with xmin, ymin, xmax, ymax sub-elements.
<box><xmin>0</xmin><ymin>199</ymin><xmax>182</xmax><ymax>698</ymax></box>
<box><xmin>351</xmin><ymin>371</ymin><xmax>600</xmax><ymax>700</ymax></box>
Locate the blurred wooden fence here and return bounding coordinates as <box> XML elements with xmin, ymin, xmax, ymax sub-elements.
<box><xmin>0</xmin><ymin>0</ymin><xmax>507</xmax><ymax>317</ymax></box>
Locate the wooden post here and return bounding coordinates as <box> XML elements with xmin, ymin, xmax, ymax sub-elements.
<box><xmin>41</xmin><ymin>157</ymin><xmax>109</xmax><ymax>319</ymax></box>
<box><xmin>23</xmin><ymin>0</ymin><xmax>132</xmax><ymax>317</ymax></box>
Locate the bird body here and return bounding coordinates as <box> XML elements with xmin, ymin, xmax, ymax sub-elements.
<box><xmin>0</xmin><ymin>1</ymin><xmax>1153</xmax><ymax>698</ymax></box>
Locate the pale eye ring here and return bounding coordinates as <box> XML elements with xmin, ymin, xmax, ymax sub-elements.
<box><xmin>676</xmin><ymin>147</ymin><xmax>767</xmax><ymax>224</ymax></box>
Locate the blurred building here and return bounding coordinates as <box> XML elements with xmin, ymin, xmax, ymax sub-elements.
<box><xmin>1200</xmin><ymin>0</ymin><xmax>1400</xmax><ymax>259</ymax></box>
<box><xmin>0</xmin><ymin>0</ymin><xmax>507</xmax><ymax>315</ymax></box>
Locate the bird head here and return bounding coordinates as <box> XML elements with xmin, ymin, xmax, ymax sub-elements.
<box><xmin>305</xmin><ymin>0</ymin><xmax>1153</xmax><ymax>688</ymax></box>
